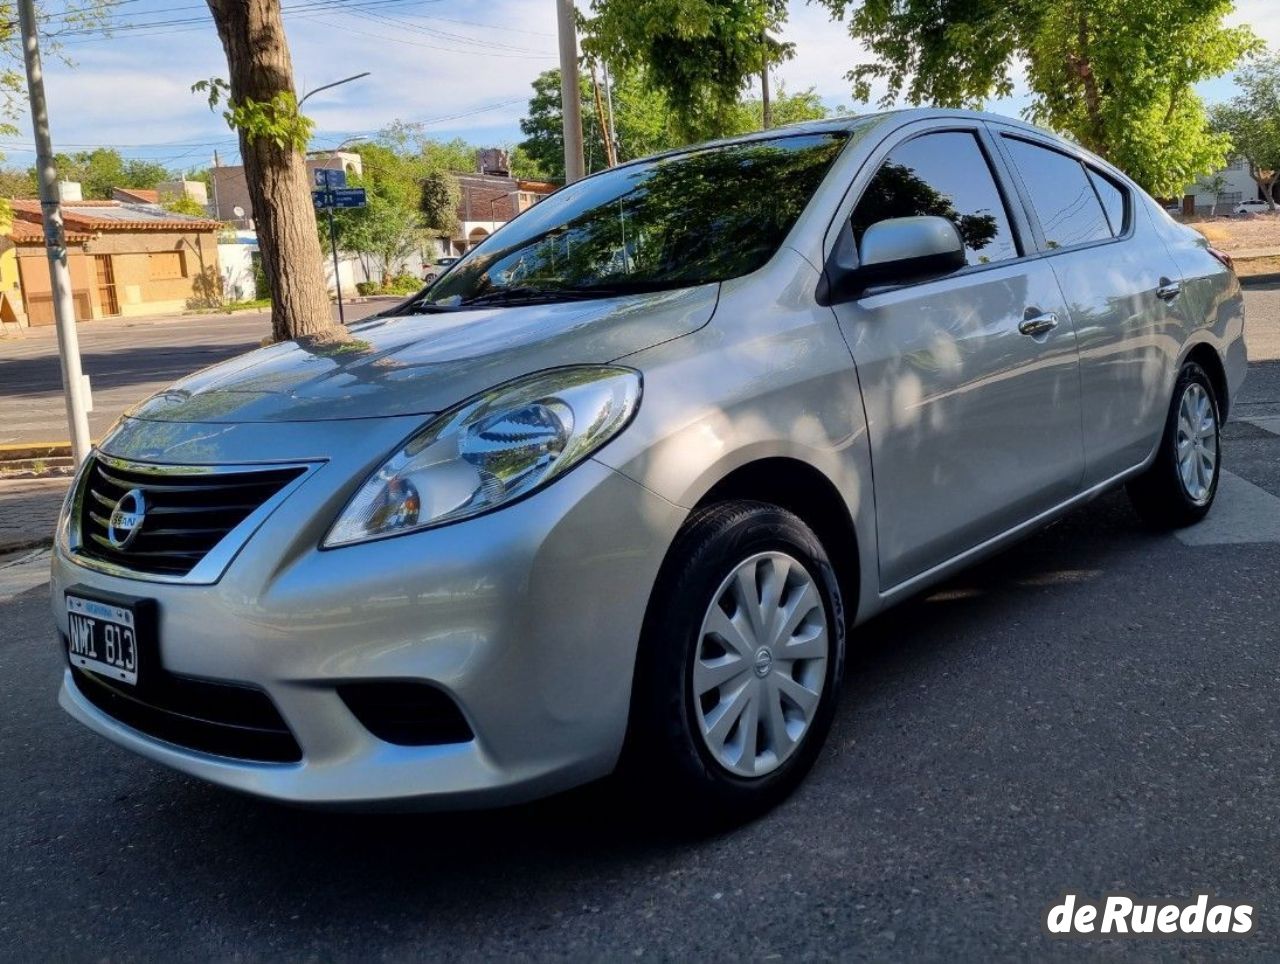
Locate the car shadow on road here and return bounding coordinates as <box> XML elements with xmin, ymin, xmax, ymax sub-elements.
<box><xmin>0</xmin><ymin>342</ymin><xmax>257</xmax><ymax>396</ymax></box>
<box><xmin>117</xmin><ymin>488</ymin><xmax>1170</xmax><ymax>930</ymax></box>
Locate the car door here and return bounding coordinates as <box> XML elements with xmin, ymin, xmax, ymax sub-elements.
<box><xmin>826</xmin><ymin>123</ymin><xmax>1085</xmax><ymax>590</ymax></box>
<box><xmin>992</xmin><ymin>129</ymin><xmax>1191</xmax><ymax>485</ymax></box>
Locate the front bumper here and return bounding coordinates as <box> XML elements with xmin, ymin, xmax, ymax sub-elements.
<box><xmin>52</xmin><ymin>419</ymin><xmax>684</xmax><ymax>809</ymax></box>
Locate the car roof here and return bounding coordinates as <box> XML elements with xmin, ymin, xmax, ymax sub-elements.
<box><xmin>617</xmin><ymin>107</ymin><xmax>1082</xmax><ymax>166</ymax></box>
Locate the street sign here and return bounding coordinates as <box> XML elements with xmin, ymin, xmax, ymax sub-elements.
<box><xmin>312</xmin><ymin>167</ymin><xmax>346</xmax><ymax>189</ymax></box>
<box><xmin>330</xmin><ymin>187</ymin><xmax>367</xmax><ymax>209</ymax></box>
<box><xmin>312</xmin><ymin>187</ymin><xmax>366</xmax><ymax>210</ymax></box>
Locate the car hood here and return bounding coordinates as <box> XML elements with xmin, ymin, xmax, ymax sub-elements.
<box><xmin>126</xmin><ymin>285</ymin><xmax>717</xmax><ymax>423</ymax></box>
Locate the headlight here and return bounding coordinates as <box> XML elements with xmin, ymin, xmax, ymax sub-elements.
<box><xmin>323</xmin><ymin>366</ymin><xmax>642</xmax><ymax>547</ymax></box>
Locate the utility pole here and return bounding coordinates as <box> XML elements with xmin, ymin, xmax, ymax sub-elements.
<box><xmin>556</xmin><ymin>0</ymin><xmax>585</xmax><ymax>183</ymax></box>
<box><xmin>760</xmin><ymin>27</ymin><xmax>772</xmax><ymax>129</ymax></box>
<box><xmin>18</xmin><ymin>0</ymin><xmax>91</xmax><ymax>464</ymax></box>
<box><xmin>601</xmin><ymin>60</ymin><xmax>619</xmax><ymax>163</ymax></box>
<box><xmin>589</xmin><ymin>61</ymin><xmax>616</xmax><ymax>167</ymax></box>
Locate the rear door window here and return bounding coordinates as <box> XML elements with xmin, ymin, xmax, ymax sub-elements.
<box><xmin>851</xmin><ymin>130</ymin><xmax>1019</xmax><ymax>266</ymax></box>
<box><xmin>1001</xmin><ymin>136</ymin><xmax>1112</xmax><ymax>250</ymax></box>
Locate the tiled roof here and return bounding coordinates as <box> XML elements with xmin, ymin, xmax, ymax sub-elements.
<box><xmin>112</xmin><ymin>187</ymin><xmax>160</xmax><ymax>204</ymax></box>
<box><xmin>6</xmin><ymin>217</ymin><xmax>93</xmax><ymax>244</ymax></box>
<box><xmin>9</xmin><ymin>198</ymin><xmax>221</xmax><ymax>233</ymax></box>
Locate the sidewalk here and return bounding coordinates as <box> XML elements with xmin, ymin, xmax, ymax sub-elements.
<box><xmin>0</xmin><ymin>477</ymin><xmax>69</xmax><ymax>553</ymax></box>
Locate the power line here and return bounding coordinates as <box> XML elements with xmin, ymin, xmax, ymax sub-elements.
<box><xmin>50</xmin><ymin>0</ymin><xmax>427</xmax><ymax>41</ymax></box>
<box><xmin>318</xmin><ymin>14</ymin><xmax>557</xmax><ymax>60</ymax></box>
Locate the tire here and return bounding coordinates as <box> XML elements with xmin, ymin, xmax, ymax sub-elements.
<box><xmin>1126</xmin><ymin>360</ymin><xmax>1221</xmax><ymax>529</ymax></box>
<box><xmin>622</xmin><ymin>500</ymin><xmax>847</xmax><ymax>826</ymax></box>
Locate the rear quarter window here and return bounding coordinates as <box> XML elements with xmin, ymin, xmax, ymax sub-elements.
<box><xmin>1086</xmin><ymin>168</ymin><xmax>1129</xmax><ymax>236</ymax></box>
<box><xmin>1001</xmin><ymin>136</ymin><xmax>1112</xmax><ymax>250</ymax></box>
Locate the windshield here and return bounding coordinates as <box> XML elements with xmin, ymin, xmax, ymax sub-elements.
<box><xmin>418</xmin><ymin>131</ymin><xmax>850</xmax><ymax>309</ymax></box>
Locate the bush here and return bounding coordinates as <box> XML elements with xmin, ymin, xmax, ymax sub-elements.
<box><xmin>386</xmin><ymin>273</ymin><xmax>423</xmax><ymax>295</ymax></box>
<box><xmin>355</xmin><ymin>281</ymin><xmax>378</xmax><ymax>296</ymax></box>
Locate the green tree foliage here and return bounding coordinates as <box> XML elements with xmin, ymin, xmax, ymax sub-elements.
<box><xmin>31</xmin><ymin>148</ymin><xmax>171</xmax><ymax>199</ymax></box>
<box><xmin>326</xmin><ymin>134</ymin><xmax>463</xmax><ymax>286</ymax></box>
<box><xmin>0</xmin><ymin>167</ymin><xmax>35</xmax><ymax>198</ymax></box>
<box><xmin>518</xmin><ymin>67</ymin><xmax>828</xmax><ymax>181</ymax></box>
<box><xmin>733</xmin><ymin>85</ymin><xmax>828</xmax><ymax>131</ymax></box>
<box><xmin>516</xmin><ymin>69</ymin><xmax>612</xmax><ymax>181</ymax></box>
<box><xmin>582</xmin><ymin>0</ymin><xmax>793</xmax><ymax>139</ymax></box>
<box><xmin>1209</xmin><ymin>53</ymin><xmax>1280</xmax><ymax>211</ymax></box>
<box><xmin>816</xmin><ymin>0</ymin><xmax>1260</xmax><ymax>197</ymax></box>
<box><xmin>163</xmin><ymin>193</ymin><xmax>209</xmax><ymax>217</ymax></box>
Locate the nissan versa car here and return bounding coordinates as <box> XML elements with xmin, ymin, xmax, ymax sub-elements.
<box><xmin>53</xmin><ymin>109</ymin><xmax>1245</xmax><ymax>817</ymax></box>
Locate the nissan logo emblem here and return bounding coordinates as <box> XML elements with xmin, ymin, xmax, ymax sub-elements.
<box><xmin>107</xmin><ymin>488</ymin><xmax>147</xmax><ymax>550</ymax></box>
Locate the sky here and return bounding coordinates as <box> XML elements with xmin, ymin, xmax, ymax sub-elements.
<box><xmin>4</xmin><ymin>0</ymin><xmax>1278</xmax><ymax>174</ymax></box>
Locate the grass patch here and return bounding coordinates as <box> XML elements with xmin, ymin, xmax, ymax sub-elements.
<box><xmin>1236</xmin><ymin>255</ymin><xmax>1280</xmax><ymax>278</ymax></box>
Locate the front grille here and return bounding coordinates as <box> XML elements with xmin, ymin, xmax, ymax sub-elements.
<box><xmin>69</xmin><ymin>663</ymin><xmax>303</xmax><ymax>763</ymax></box>
<box><xmin>76</xmin><ymin>457</ymin><xmax>305</xmax><ymax>577</ymax></box>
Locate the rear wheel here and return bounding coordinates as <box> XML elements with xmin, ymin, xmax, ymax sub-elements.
<box><xmin>1126</xmin><ymin>360</ymin><xmax>1221</xmax><ymax>528</ymax></box>
<box><xmin>623</xmin><ymin>500</ymin><xmax>846</xmax><ymax>825</ymax></box>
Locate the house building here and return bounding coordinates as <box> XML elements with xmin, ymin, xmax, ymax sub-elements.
<box><xmin>448</xmin><ymin>172</ymin><xmax>558</xmax><ymax>255</ymax></box>
<box><xmin>1182</xmin><ymin>157</ymin><xmax>1265</xmax><ymax>215</ymax></box>
<box><xmin>3</xmin><ymin>198</ymin><xmax>222</xmax><ymax>325</ymax></box>
<box><xmin>210</xmin><ymin>152</ymin><xmax>362</xmax><ymax>226</ymax></box>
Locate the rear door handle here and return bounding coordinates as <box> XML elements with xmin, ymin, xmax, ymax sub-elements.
<box><xmin>1156</xmin><ymin>279</ymin><xmax>1182</xmax><ymax>301</ymax></box>
<box><xmin>1018</xmin><ymin>312</ymin><xmax>1059</xmax><ymax>337</ymax></box>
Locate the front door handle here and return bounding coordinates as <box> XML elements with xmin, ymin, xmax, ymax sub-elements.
<box><xmin>1156</xmin><ymin>279</ymin><xmax>1182</xmax><ymax>301</ymax></box>
<box><xmin>1018</xmin><ymin>312</ymin><xmax>1059</xmax><ymax>337</ymax></box>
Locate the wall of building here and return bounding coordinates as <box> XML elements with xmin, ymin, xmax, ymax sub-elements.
<box><xmin>15</xmin><ymin>248</ymin><xmax>97</xmax><ymax>325</ymax></box>
<box><xmin>14</xmin><ymin>230</ymin><xmax>221</xmax><ymax>322</ymax></box>
<box><xmin>218</xmin><ymin>241</ymin><xmax>258</xmax><ymax>302</ymax></box>
<box><xmin>82</xmin><ymin>230</ymin><xmax>220</xmax><ymax>316</ymax></box>
<box><xmin>1185</xmin><ymin>158</ymin><xmax>1262</xmax><ymax>214</ymax></box>
<box><xmin>210</xmin><ymin>152</ymin><xmax>363</xmax><ymax>225</ymax></box>
<box><xmin>0</xmin><ymin>244</ymin><xmax>24</xmax><ymax>324</ymax></box>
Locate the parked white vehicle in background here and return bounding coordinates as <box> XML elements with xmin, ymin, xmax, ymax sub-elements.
<box><xmin>1234</xmin><ymin>199</ymin><xmax>1272</xmax><ymax>215</ymax></box>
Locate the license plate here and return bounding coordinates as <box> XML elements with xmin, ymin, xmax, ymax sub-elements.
<box><xmin>66</xmin><ymin>593</ymin><xmax>141</xmax><ymax>686</ymax></box>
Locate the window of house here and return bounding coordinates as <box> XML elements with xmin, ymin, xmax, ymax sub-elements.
<box><xmin>1002</xmin><ymin>137</ymin><xmax>1111</xmax><ymax>249</ymax></box>
<box><xmin>850</xmin><ymin>131</ymin><xmax>1018</xmax><ymax>266</ymax></box>
<box><xmin>1086</xmin><ymin>167</ymin><xmax>1129</xmax><ymax>236</ymax></box>
<box><xmin>148</xmin><ymin>251</ymin><xmax>187</xmax><ymax>280</ymax></box>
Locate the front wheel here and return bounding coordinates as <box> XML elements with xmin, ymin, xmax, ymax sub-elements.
<box><xmin>1126</xmin><ymin>360</ymin><xmax>1221</xmax><ymax>528</ymax></box>
<box><xmin>623</xmin><ymin>500</ymin><xmax>846</xmax><ymax>825</ymax></box>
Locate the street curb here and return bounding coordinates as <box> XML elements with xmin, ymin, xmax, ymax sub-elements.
<box><xmin>0</xmin><ymin>442</ymin><xmax>77</xmax><ymax>458</ymax></box>
<box><xmin>1240</xmin><ymin>272</ymin><xmax>1280</xmax><ymax>287</ymax></box>
<box><xmin>0</xmin><ymin>536</ymin><xmax>53</xmax><ymax>556</ymax></box>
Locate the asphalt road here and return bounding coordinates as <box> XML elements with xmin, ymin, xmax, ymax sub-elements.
<box><xmin>1</xmin><ymin>286</ymin><xmax>1279</xmax><ymax>960</ymax></box>
<box><xmin>0</xmin><ymin>301</ymin><xmax>393</xmax><ymax>446</ymax></box>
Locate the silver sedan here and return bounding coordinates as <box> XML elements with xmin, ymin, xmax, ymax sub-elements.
<box><xmin>52</xmin><ymin>109</ymin><xmax>1245</xmax><ymax>818</ymax></box>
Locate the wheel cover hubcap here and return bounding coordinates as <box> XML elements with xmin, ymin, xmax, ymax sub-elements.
<box><xmin>693</xmin><ymin>551</ymin><xmax>829</xmax><ymax>778</ymax></box>
<box><xmin>1176</xmin><ymin>382</ymin><xmax>1217</xmax><ymax>505</ymax></box>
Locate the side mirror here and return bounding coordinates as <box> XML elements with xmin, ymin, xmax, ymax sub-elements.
<box><xmin>819</xmin><ymin>215</ymin><xmax>966</xmax><ymax>304</ymax></box>
<box><xmin>859</xmin><ymin>216</ymin><xmax>966</xmax><ymax>286</ymax></box>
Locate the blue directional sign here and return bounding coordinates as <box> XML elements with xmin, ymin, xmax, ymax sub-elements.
<box><xmin>311</xmin><ymin>189</ymin><xmax>333</xmax><ymax>209</ymax></box>
<box><xmin>312</xmin><ymin>167</ymin><xmax>346</xmax><ymax>189</ymax></box>
<box><xmin>330</xmin><ymin>187</ymin><xmax>367</xmax><ymax>209</ymax></box>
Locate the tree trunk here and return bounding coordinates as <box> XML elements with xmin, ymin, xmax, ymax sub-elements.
<box><xmin>1067</xmin><ymin>9</ymin><xmax>1106</xmax><ymax>156</ymax></box>
<box><xmin>205</xmin><ymin>0</ymin><xmax>335</xmax><ymax>343</ymax></box>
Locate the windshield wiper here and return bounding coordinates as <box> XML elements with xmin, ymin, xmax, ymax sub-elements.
<box><xmin>457</xmin><ymin>286</ymin><xmax>596</xmax><ymax>307</ymax></box>
<box><xmin>457</xmin><ymin>282</ymin><xmax>679</xmax><ymax>308</ymax></box>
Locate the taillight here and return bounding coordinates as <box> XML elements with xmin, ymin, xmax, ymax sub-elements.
<box><xmin>1207</xmin><ymin>246</ymin><xmax>1235</xmax><ymax>273</ymax></box>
